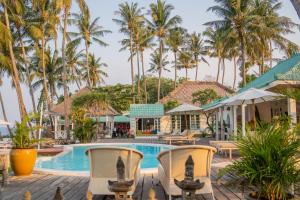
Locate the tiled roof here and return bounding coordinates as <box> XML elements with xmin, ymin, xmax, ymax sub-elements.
<box><xmin>130</xmin><ymin>104</ymin><xmax>164</xmax><ymax>118</ymax></box>
<box><xmin>159</xmin><ymin>81</ymin><xmax>234</xmax><ymax>106</ymax></box>
<box><xmin>239</xmin><ymin>53</ymin><xmax>300</xmax><ymax>93</ymax></box>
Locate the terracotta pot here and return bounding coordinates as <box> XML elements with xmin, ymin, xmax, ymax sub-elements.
<box><xmin>10</xmin><ymin>149</ymin><xmax>37</xmax><ymax>176</ymax></box>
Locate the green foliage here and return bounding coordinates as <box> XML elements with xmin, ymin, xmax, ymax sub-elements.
<box><xmin>94</xmin><ymin>84</ymin><xmax>132</xmax><ymax>112</ymax></box>
<box><xmin>192</xmin><ymin>89</ymin><xmax>220</xmax><ymax>106</ymax></box>
<box><xmin>164</xmin><ymin>100</ymin><xmax>180</xmax><ymax>111</ymax></box>
<box><xmin>73</xmin><ymin>118</ymin><xmax>96</xmax><ymax>143</ymax></box>
<box><xmin>218</xmin><ymin>119</ymin><xmax>300</xmax><ymax>199</ymax></box>
<box><xmin>72</xmin><ymin>92</ymin><xmax>107</xmax><ymax>110</ymax></box>
<box><xmin>274</xmin><ymin>88</ymin><xmax>300</xmax><ymax>101</ymax></box>
<box><xmin>12</xmin><ymin>115</ymin><xmax>39</xmax><ymax>149</ymax></box>
<box><xmin>141</xmin><ymin>76</ymin><xmax>174</xmax><ymax>103</ymax></box>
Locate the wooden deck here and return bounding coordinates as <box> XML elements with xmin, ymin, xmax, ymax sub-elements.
<box><xmin>0</xmin><ymin>155</ymin><xmax>249</xmax><ymax>200</ymax></box>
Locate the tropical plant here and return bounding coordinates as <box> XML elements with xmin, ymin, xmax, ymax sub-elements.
<box><xmin>12</xmin><ymin>115</ymin><xmax>38</xmax><ymax>149</ymax></box>
<box><xmin>148</xmin><ymin>50</ymin><xmax>170</xmax><ymax>86</ymax></box>
<box><xmin>113</xmin><ymin>2</ymin><xmax>144</xmax><ymax>101</ymax></box>
<box><xmin>71</xmin><ymin>11</ymin><xmax>111</xmax><ymax>87</ymax></box>
<box><xmin>187</xmin><ymin>32</ymin><xmax>208</xmax><ymax>81</ymax></box>
<box><xmin>218</xmin><ymin>119</ymin><xmax>300</xmax><ymax>200</ymax></box>
<box><xmin>164</xmin><ymin>100</ymin><xmax>180</xmax><ymax>111</ymax></box>
<box><xmin>176</xmin><ymin>51</ymin><xmax>196</xmax><ymax>80</ymax></box>
<box><xmin>73</xmin><ymin>118</ymin><xmax>96</xmax><ymax>143</ymax></box>
<box><xmin>192</xmin><ymin>89</ymin><xmax>220</xmax><ymax>106</ymax></box>
<box><xmin>166</xmin><ymin>27</ymin><xmax>186</xmax><ymax>88</ymax></box>
<box><xmin>148</xmin><ymin>0</ymin><xmax>181</xmax><ymax>101</ymax></box>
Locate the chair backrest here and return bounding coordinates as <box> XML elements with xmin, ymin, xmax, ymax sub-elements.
<box><xmin>86</xmin><ymin>147</ymin><xmax>143</xmax><ymax>179</ymax></box>
<box><xmin>209</xmin><ymin>140</ymin><xmax>234</xmax><ymax>147</ymax></box>
<box><xmin>157</xmin><ymin>146</ymin><xmax>216</xmax><ymax>180</ymax></box>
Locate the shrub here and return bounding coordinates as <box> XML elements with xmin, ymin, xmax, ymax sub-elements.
<box><xmin>218</xmin><ymin>118</ymin><xmax>300</xmax><ymax>200</ymax></box>
<box><xmin>73</xmin><ymin>119</ymin><xmax>96</xmax><ymax>143</ymax></box>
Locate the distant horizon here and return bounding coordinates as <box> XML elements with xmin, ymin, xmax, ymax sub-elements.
<box><xmin>1</xmin><ymin>0</ymin><xmax>300</xmax><ymax>124</ymax></box>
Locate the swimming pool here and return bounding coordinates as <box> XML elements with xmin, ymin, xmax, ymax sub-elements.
<box><xmin>35</xmin><ymin>143</ymin><xmax>172</xmax><ymax>173</ymax></box>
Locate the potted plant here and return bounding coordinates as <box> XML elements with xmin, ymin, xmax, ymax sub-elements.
<box><xmin>10</xmin><ymin>115</ymin><xmax>38</xmax><ymax>176</ymax></box>
<box><xmin>218</xmin><ymin>117</ymin><xmax>300</xmax><ymax>200</ymax></box>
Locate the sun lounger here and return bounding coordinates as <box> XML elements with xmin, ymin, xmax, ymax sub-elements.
<box><xmin>162</xmin><ymin>132</ymin><xmax>197</xmax><ymax>145</ymax></box>
<box><xmin>209</xmin><ymin>141</ymin><xmax>238</xmax><ymax>159</ymax></box>
<box><xmin>86</xmin><ymin>147</ymin><xmax>143</xmax><ymax>196</ymax></box>
<box><xmin>157</xmin><ymin>145</ymin><xmax>217</xmax><ymax>199</ymax></box>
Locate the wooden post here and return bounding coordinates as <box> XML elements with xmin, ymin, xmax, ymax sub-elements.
<box><xmin>174</xmin><ymin>155</ymin><xmax>205</xmax><ymax>200</ymax></box>
<box><xmin>241</xmin><ymin>104</ymin><xmax>246</xmax><ymax>137</ymax></box>
<box><xmin>24</xmin><ymin>191</ymin><xmax>31</xmax><ymax>200</ymax></box>
<box><xmin>53</xmin><ymin>187</ymin><xmax>64</xmax><ymax>200</ymax></box>
<box><xmin>288</xmin><ymin>98</ymin><xmax>297</xmax><ymax>125</ymax></box>
<box><xmin>233</xmin><ymin>105</ymin><xmax>237</xmax><ymax>138</ymax></box>
<box><xmin>108</xmin><ymin>156</ymin><xmax>134</xmax><ymax>200</ymax></box>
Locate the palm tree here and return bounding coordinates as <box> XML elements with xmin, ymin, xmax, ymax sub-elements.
<box><xmin>0</xmin><ymin>0</ymin><xmax>27</xmax><ymax>118</ymax></box>
<box><xmin>148</xmin><ymin>51</ymin><xmax>169</xmax><ymax>92</ymax></box>
<box><xmin>177</xmin><ymin>51</ymin><xmax>196</xmax><ymax>80</ymax></box>
<box><xmin>148</xmin><ymin>0</ymin><xmax>181</xmax><ymax>101</ymax></box>
<box><xmin>187</xmin><ymin>32</ymin><xmax>208</xmax><ymax>81</ymax></box>
<box><xmin>31</xmin><ymin>0</ymin><xmax>58</xmax><ymax>110</ymax></box>
<box><xmin>113</xmin><ymin>2</ymin><xmax>144</xmax><ymax>102</ymax></box>
<box><xmin>206</xmin><ymin>0</ymin><xmax>257</xmax><ymax>87</ymax></box>
<box><xmin>203</xmin><ymin>27</ymin><xmax>225</xmax><ymax>83</ymax></box>
<box><xmin>71</xmin><ymin>11</ymin><xmax>111</xmax><ymax>87</ymax></box>
<box><xmin>137</xmin><ymin>27</ymin><xmax>155</xmax><ymax>103</ymax></box>
<box><xmin>81</xmin><ymin>54</ymin><xmax>108</xmax><ymax>88</ymax></box>
<box><xmin>166</xmin><ymin>27</ymin><xmax>186</xmax><ymax>88</ymax></box>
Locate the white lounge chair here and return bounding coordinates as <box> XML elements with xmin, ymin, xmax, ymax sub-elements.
<box><xmin>157</xmin><ymin>145</ymin><xmax>217</xmax><ymax>199</ymax></box>
<box><xmin>86</xmin><ymin>147</ymin><xmax>143</xmax><ymax>196</ymax></box>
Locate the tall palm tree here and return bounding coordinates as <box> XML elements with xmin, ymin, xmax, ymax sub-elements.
<box><xmin>138</xmin><ymin>27</ymin><xmax>154</xmax><ymax>103</ymax></box>
<box><xmin>166</xmin><ymin>27</ymin><xmax>186</xmax><ymax>88</ymax></box>
<box><xmin>148</xmin><ymin>50</ymin><xmax>169</xmax><ymax>91</ymax></box>
<box><xmin>148</xmin><ymin>0</ymin><xmax>181</xmax><ymax>101</ymax></box>
<box><xmin>187</xmin><ymin>32</ymin><xmax>208</xmax><ymax>81</ymax></box>
<box><xmin>177</xmin><ymin>51</ymin><xmax>196</xmax><ymax>80</ymax></box>
<box><xmin>31</xmin><ymin>0</ymin><xmax>58</xmax><ymax>110</ymax></box>
<box><xmin>0</xmin><ymin>0</ymin><xmax>27</xmax><ymax>118</ymax></box>
<box><xmin>113</xmin><ymin>2</ymin><xmax>144</xmax><ymax>102</ymax></box>
<box><xmin>206</xmin><ymin>0</ymin><xmax>258</xmax><ymax>87</ymax></box>
<box><xmin>203</xmin><ymin>27</ymin><xmax>225</xmax><ymax>83</ymax></box>
<box><xmin>71</xmin><ymin>12</ymin><xmax>111</xmax><ymax>87</ymax></box>
<box><xmin>81</xmin><ymin>54</ymin><xmax>108</xmax><ymax>88</ymax></box>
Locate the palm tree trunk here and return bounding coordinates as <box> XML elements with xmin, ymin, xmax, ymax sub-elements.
<box><xmin>85</xmin><ymin>42</ymin><xmax>91</xmax><ymax>87</ymax></box>
<box><xmin>3</xmin><ymin>5</ymin><xmax>27</xmax><ymax>119</ymax></box>
<box><xmin>261</xmin><ymin>51</ymin><xmax>265</xmax><ymax>75</ymax></box>
<box><xmin>195</xmin><ymin>58</ymin><xmax>199</xmax><ymax>81</ymax></box>
<box><xmin>216</xmin><ymin>57</ymin><xmax>221</xmax><ymax>83</ymax></box>
<box><xmin>222</xmin><ymin>58</ymin><xmax>225</xmax><ymax>85</ymax></box>
<box><xmin>157</xmin><ymin>40</ymin><xmax>163</xmax><ymax>101</ymax></box>
<box><xmin>136</xmin><ymin>45</ymin><xmax>141</xmax><ymax>102</ymax></box>
<box><xmin>0</xmin><ymin>90</ymin><xmax>12</xmax><ymax>137</ymax></box>
<box><xmin>238</xmin><ymin>31</ymin><xmax>246</xmax><ymax>86</ymax></box>
<box><xmin>41</xmin><ymin>33</ymin><xmax>51</xmax><ymax>110</ymax></box>
<box><xmin>129</xmin><ymin>30</ymin><xmax>135</xmax><ymax>103</ymax></box>
<box><xmin>174</xmin><ymin>51</ymin><xmax>177</xmax><ymax>88</ymax></box>
<box><xmin>141</xmin><ymin>51</ymin><xmax>147</xmax><ymax>103</ymax></box>
<box><xmin>233</xmin><ymin>57</ymin><xmax>237</xmax><ymax>89</ymax></box>
<box><xmin>185</xmin><ymin>68</ymin><xmax>188</xmax><ymax>80</ymax></box>
<box><xmin>18</xmin><ymin>30</ymin><xmax>37</xmax><ymax>114</ymax></box>
<box><xmin>62</xmin><ymin>9</ymin><xmax>70</xmax><ymax>139</ymax></box>
<box><xmin>269</xmin><ymin>40</ymin><xmax>272</xmax><ymax>68</ymax></box>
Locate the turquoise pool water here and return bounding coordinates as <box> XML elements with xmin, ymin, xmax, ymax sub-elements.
<box><xmin>36</xmin><ymin>144</ymin><xmax>171</xmax><ymax>171</ymax></box>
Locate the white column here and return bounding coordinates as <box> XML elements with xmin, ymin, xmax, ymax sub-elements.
<box><xmin>288</xmin><ymin>98</ymin><xmax>297</xmax><ymax>124</ymax></box>
<box><xmin>215</xmin><ymin>112</ymin><xmax>219</xmax><ymax>140</ymax></box>
<box><xmin>233</xmin><ymin>105</ymin><xmax>238</xmax><ymax>138</ymax></box>
<box><xmin>241</xmin><ymin>104</ymin><xmax>246</xmax><ymax>137</ymax></box>
<box><xmin>220</xmin><ymin>107</ymin><xmax>224</xmax><ymax>140</ymax></box>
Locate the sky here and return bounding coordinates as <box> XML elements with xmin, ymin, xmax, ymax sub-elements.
<box><xmin>1</xmin><ymin>0</ymin><xmax>300</xmax><ymax>125</ymax></box>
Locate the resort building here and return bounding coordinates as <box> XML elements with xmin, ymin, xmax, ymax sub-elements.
<box><xmin>159</xmin><ymin>81</ymin><xmax>234</xmax><ymax>134</ymax></box>
<box><xmin>203</xmin><ymin>53</ymin><xmax>300</xmax><ymax>140</ymax></box>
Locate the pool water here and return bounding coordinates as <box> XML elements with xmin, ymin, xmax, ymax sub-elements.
<box><xmin>36</xmin><ymin>144</ymin><xmax>172</xmax><ymax>171</ymax></box>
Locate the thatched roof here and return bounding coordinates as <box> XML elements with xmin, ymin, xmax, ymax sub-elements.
<box><xmin>159</xmin><ymin>81</ymin><xmax>234</xmax><ymax>106</ymax></box>
<box><xmin>50</xmin><ymin>87</ymin><xmax>119</xmax><ymax>116</ymax></box>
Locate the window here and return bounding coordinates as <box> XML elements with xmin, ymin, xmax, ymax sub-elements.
<box><xmin>190</xmin><ymin>115</ymin><xmax>200</xmax><ymax>130</ymax></box>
